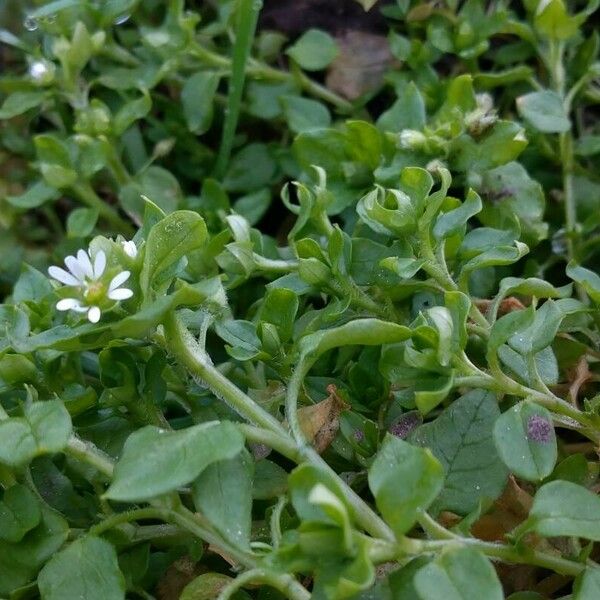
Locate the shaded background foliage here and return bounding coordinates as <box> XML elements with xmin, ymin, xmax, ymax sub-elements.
<box><xmin>1</xmin><ymin>1</ymin><xmax>600</xmax><ymax>599</ymax></box>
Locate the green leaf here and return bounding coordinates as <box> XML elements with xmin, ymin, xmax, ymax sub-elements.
<box><xmin>181</xmin><ymin>573</ymin><xmax>251</xmax><ymax>600</ymax></box>
<box><xmin>105</xmin><ymin>422</ymin><xmax>245</xmax><ymax>502</ymax></box>
<box><xmin>140</xmin><ymin>210</ymin><xmax>208</xmax><ymax>296</ymax></box>
<box><xmin>113</xmin><ymin>92</ymin><xmax>152</xmax><ymax>136</ymax></box>
<box><xmin>517</xmin><ymin>90</ymin><xmax>570</xmax><ymax>133</ymax></box>
<box><xmin>414</xmin><ymin>547</ymin><xmax>503</xmax><ymax>600</ymax></box>
<box><xmin>0</xmin><ymin>506</ymin><xmax>68</xmax><ymax>596</ymax></box>
<box><xmin>574</xmin><ymin>567</ymin><xmax>600</xmax><ymax>600</ymax></box>
<box><xmin>0</xmin><ymin>91</ymin><xmax>46</xmax><ymax>119</ymax></box>
<box><xmin>0</xmin><ymin>485</ymin><xmax>41</xmax><ymax>543</ymax></box>
<box><xmin>192</xmin><ymin>450</ymin><xmax>254</xmax><ymax>551</ymax></box>
<box><xmin>412</xmin><ymin>390</ymin><xmax>508</xmax><ymax>514</ymax></box>
<box><xmin>253</xmin><ymin>459</ymin><xmax>288</xmax><ymax>499</ymax></box>
<box><xmin>433</xmin><ymin>189</ymin><xmax>482</xmax><ymax>240</ymax></box>
<box><xmin>286</xmin><ymin>29</ymin><xmax>339</xmax><ymax>71</ymax></box>
<box><xmin>534</xmin><ymin>0</ymin><xmax>580</xmax><ymax>40</ymax></box>
<box><xmin>566</xmin><ymin>262</ymin><xmax>600</xmax><ymax>304</ymax></box>
<box><xmin>0</xmin><ymin>401</ymin><xmax>72</xmax><ymax>467</ymax></box>
<box><xmin>38</xmin><ymin>536</ymin><xmax>125</xmax><ymax>600</ymax></box>
<box><xmin>494</xmin><ymin>402</ymin><xmax>557</xmax><ymax>481</ymax></box>
<box><xmin>66</xmin><ymin>207</ymin><xmax>99</xmax><ymax>238</ymax></box>
<box><xmin>214</xmin><ymin>319</ymin><xmax>263</xmax><ymax>361</ymax></box>
<box><xmin>182</xmin><ymin>71</ymin><xmax>220</xmax><ymax>134</ymax></box>
<box><xmin>478</xmin><ymin>162</ymin><xmax>548</xmax><ymax>246</ymax></box>
<box><xmin>223</xmin><ymin>143</ymin><xmax>277</xmax><ymax>192</ymax></box>
<box><xmin>368</xmin><ymin>435</ymin><xmax>444</xmax><ymax>536</ymax></box>
<box><xmin>488</xmin><ymin>307</ymin><xmax>534</xmax><ymax>356</ymax></box>
<box><xmin>528</xmin><ymin>480</ymin><xmax>600</xmax><ymax>540</ymax></box>
<box><xmin>258</xmin><ymin>288</ymin><xmax>299</xmax><ymax>342</ymax></box>
<box><xmin>377</xmin><ymin>82</ymin><xmax>426</xmax><ymax>132</ymax></box>
<box><xmin>13</xmin><ymin>265</ymin><xmax>53</xmax><ymax>303</ymax></box>
<box><xmin>6</xmin><ymin>181</ymin><xmax>60</xmax><ymax>209</ymax></box>
<box><xmin>281</xmin><ymin>95</ymin><xmax>331</xmax><ymax>134</ymax></box>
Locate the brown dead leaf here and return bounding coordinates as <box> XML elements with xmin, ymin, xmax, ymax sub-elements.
<box><xmin>297</xmin><ymin>384</ymin><xmax>349</xmax><ymax>453</ymax></box>
<box><xmin>567</xmin><ymin>356</ymin><xmax>591</xmax><ymax>407</ymax></box>
<box><xmin>472</xmin><ymin>476</ymin><xmax>533</xmax><ymax>542</ymax></box>
<box><xmin>326</xmin><ymin>30</ymin><xmax>395</xmax><ymax>100</ymax></box>
<box><xmin>475</xmin><ymin>296</ymin><xmax>526</xmax><ymax>316</ymax></box>
<box><xmin>156</xmin><ymin>556</ymin><xmax>204</xmax><ymax>600</ymax></box>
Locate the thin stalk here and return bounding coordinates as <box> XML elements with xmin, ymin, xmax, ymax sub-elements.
<box><xmin>71</xmin><ymin>182</ymin><xmax>134</xmax><ymax>236</ymax></box>
<box><xmin>238</xmin><ymin>424</ymin><xmax>302</xmax><ymax>462</ymax></box>
<box><xmin>165</xmin><ymin>313</ymin><xmax>396</xmax><ymax>542</ymax></box>
<box><xmin>214</xmin><ymin>0</ymin><xmax>262</xmax><ymax>178</ymax></box>
<box><xmin>66</xmin><ymin>435</ymin><xmax>115</xmax><ymax>478</ymax></box>
<box><xmin>217</xmin><ymin>568</ymin><xmax>311</xmax><ymax>600</ymax></box>
<box><xmin>163</xmin><ymin>312</ymin><xmax>287</xmax><ymax>435</ymax></box>
<box><xmin>191</xmin><ymin>44</ymin><xmax>352</xmax><ymax>112</ymax></box>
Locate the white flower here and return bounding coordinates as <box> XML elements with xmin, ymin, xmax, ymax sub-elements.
<box><xmin>28</xmin><ymin>60</ymin><xmax>55</xmax><ymax>85</ymax></box>
<box><xmin>121</xmin><ymin>240</ymin><xmax>138</xmax><ymax>258</ymax></box>
<box><xmin>49</xmin><ymin>248</ymin><xmax>134</xmax><ymax>323</ymax></box>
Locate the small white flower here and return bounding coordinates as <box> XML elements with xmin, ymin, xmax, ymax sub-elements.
<box><xmin>121</xmin><ymin>240</ymin><xmax>138</xmax><ymax>258</ymax></box>
<box><xmin>28</xmin><ymin>60</ymin><xmax>55</xmax><ymax>85</ymax></box>
<box><xmin>49</xmin><ymin>247</ymin><xmax>133</xmax><ymax>323</ymax></box>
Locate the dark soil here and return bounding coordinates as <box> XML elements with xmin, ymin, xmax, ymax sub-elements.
<box><xmin>259</xmin><ymin>0</ymin><xmax>389</xmax><ymax>36</ymax></box>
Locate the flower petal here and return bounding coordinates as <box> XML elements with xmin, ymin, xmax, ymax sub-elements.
<box><xmin>94</xmin><ymin>250</ymin><xmax>106</xmax><ymax>279</ymax></box>
<box><xmin>76</xmin><ymin>249</ymin><xmax>94</xmax><ymax>279</ymax></box>
<box><xmin>108</xmin><ymin>287</ymin><xmax>134</xmax><ymax>301</ymax></box>
<box><xmin>56</xmin><ymin>298</ymin><xmax>83</xmax><ymax>311</ymax></box>
<box><xmin>122</xmin><ymin>240</ymin><xmax>138</xmax><ymax>258</ymax></box>
<box><xmin>87</xmin><ymin>306</ymin><xmax>101</xmax><ymax>323</ymax></box>
<box><xmin>64</xmin><ymin>255</ymin><xmax>88</xmax><ymax>282</ymax></box>
<box><xmin>48</xmin><ymin>266</ymin><xmax>80</xmax><ymax>286</ymax></box>
<box><xmin>109</xmin><ymin>270</ymin><xmax>130</xmax><ymax>292</ymax></box>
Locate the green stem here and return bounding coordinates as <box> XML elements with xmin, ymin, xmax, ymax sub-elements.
<box><xmin>71</xmin><ymin>182</ymin><xmax>134</xmax><ymax>236</ymax></box>
<box><xmin>165</xmin><ymin>312</ymin><xmax>395</xmax><ymax>542</ymax></box>
<box><xmin>237</xmin><ymin>424</ymin><xmax>302</xmax><ymax>462</ymax></box>
<box><xmin>163</xmin><ymin>313</ymin><xmax>286</xmax><ymax>435</ymax></box>
<box><xmin>191</xmin><ymin>44</ymin><xmax>352</xmax><ymax>112</ymax></box>
<box><xmin>66</xmin><ymin>436</ymin><xmax>115</xmax><ymax>478</ymax></box>
<box><xmin>217</xmin><ymin>568</ymin><xmax>311</xmax><ymax>600</ymax></box>
<box><xmin>214</xmin><ymin>0</ymin><xmax>262</xmax><ymax>178</ymax></box>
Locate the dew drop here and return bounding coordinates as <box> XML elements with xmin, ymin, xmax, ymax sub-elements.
<box><xmin>114</xmin><ymin>13</ymin><xmax>131</xmax><ymax>25</ymax></box>
<box><xmin>24</xmin><ymin>16</ymin><xmax>38</xmax><ymax>31</ymax></box>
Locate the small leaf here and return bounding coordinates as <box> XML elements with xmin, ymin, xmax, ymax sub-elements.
<box><xmin>286</xmin><ymin>29</ymin><xmax>339</xmax><ymax>71</ymax></box>
<box><xmin>182</xmin><ymin>71</ymin><xmax>220</xmax><ymax>134</ymax></box>
<box><xmin>566</xmin><ymin>262</ymin><xmax>600</xmax><ymax>304</ymax></box>
<box><xmin>0</xmin><ymin>485</ymin><xmax>41</xmax><ymax>543</ymax></box>
<box><xmin>38</xmin><ymin>536</ymin><xmax>125</xmax><ymax>600</ymax></box>
<box><xmin>433</xmin><ymin>189</ymin><xmax>482</xmax><ymax>240</ymax></box>
<box><xmin>0</xmin><ymin>401</ymin><xmax>72</xmax><ymax>467</ymax></box>
<box><xmin>105</xmin><ymin>422</ymin><xmax>245</xmax><ymax>502</ymax></box>
<box><xmin>140</xmin><ymin>210</ymin><xmax>208</xmax><ymax>295</ymax></box>
<box><xmin>517</xmin><ymin>90</ymin><xmax>570</xmax><ymax>133</ymax></box>
<box><xmin>113</xmin><ymin>92</ymin><xmax>152</xmax><ymax>135</ymax></box>
<box><xmin>494</xmin><ymin>402</ymin><xmax>557</xmax><ymax>481</ymax></box>
<box><xmin>181</xmin><ymin>573</ymin><xmax>251</xmax><ymax>600</ymax></box>
<box><xmin>412</xmin><ymin>390</ymin><xmax>508</xmax><ymax>514</ymax></box>
<box><xmin>528</xmin><ymin>480</ymin><xmax>600</xmax><ymax>541</ymax></box>
<box><xmin>193</xmin><ymin>450</ymin><xmax>254</xmax><ymax>551</ymax></box>
<box><xmin>0</xmin><ymin>91</ymin><xmax>46</xmax><ymax>119</ymax></box>
<box><xmin>66</xmin><ymin>207</ymin><xmax>99</xmax><ymax>238</ymax></box>
<box><xmin>6</xmin><ymin>181</ymin><xmax>60</xmax><ymax>209</ymax></box>
<box><xmin>574</xmin><ymin>567</ymin><xmax>600</xmax><ymax>600</ymax></box>
<box><xmin>214</xmin><ymin>319</ymin><xmax>262</xmax><ymax>361</ymax></box>
<box><xmin>368</xmin><ymin>435</ymin><xmax>444</xmax><ymax>536</ymax></box>
<box><xmin>281</xmin><ymin>95</ymin><xmax>331</xmax><ymax>134</ymax></box>
<box><xmin>414</xmin><ymin>547</ymin><xmax>503</xmax><ymax>600</ymax></box>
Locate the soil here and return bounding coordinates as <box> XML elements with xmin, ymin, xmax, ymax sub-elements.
<box><xmin>259</xmin><ymin>0</ymin><xmax>390</xmax><ymax>36</ymax></box>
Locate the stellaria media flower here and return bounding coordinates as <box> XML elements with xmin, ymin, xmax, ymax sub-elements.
<box><xmin>48</xmin><ymin>248</ymin><xmax>133</xmax><ymax>323</ymax></box>
<box><xmin>121</xmin><ymin>240</ymin><xmax>138</xmax><ymax>258</ymax></box>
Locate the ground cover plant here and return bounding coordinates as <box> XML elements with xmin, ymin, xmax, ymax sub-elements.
<box><xmin>1</xmin><ymin>0</ymin><xmax>600</xmax><ymax>598</ymax></box>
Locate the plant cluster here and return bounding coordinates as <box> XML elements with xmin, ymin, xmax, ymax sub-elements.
<box><xmin>1</xmin><ymin>0</ymin><xmax>600</xmax><ymax>598</ymax></box>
